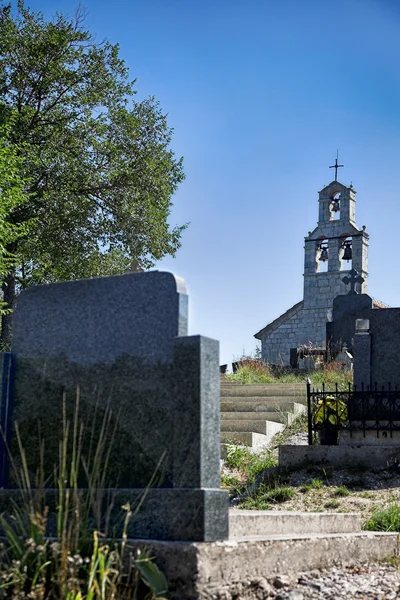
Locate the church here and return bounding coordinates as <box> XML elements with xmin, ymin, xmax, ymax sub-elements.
<box><xmin>254</xmin><ymin>162</ymin><xmax>384</xmax><ymax>366</ymax></box>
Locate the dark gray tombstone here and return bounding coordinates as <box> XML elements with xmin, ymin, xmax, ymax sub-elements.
<box><xmin>2</xmin><ymin>271</ymin><xmax>228</xmax><ymax>541</ymax></box>
<box><xmin>330</xmin><ymin>293</ymin><xmax>373</xmax><ymax>356</ymax></box>
<box><xmin>353</xmin><ymin>319</ymin><xmax>371</xmax><ymax>389</ymax></box>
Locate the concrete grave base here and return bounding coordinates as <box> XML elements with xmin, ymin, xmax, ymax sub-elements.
<box><xmin>339</xmin><ymin>430</ymin><xmax>400</xmax><ymax>446</ymax></box>
<box><xmin>128</xmin><ymin>531</ymin><xmax>398</xmax><ymax>599</ymax></box>
<box><xmin>279</xmin><ymin>444</ymin><xmax>400</xmax><ymax>469</ymax></box>
<box><xmin>0</xmin><ymin>488</ymin><xmax>229</xmax><ymax>542</ymax></box>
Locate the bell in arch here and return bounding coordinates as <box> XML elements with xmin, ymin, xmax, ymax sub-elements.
<box><xmin>319</xmin><ymin>246</ymin><xmax>328</xmax><ymax>262</ymax></box>
<box><xmin>331</xmin><ymin>200</ymin><xmax>340</xmax><ymax>212</ymax></box>
<box><xmin>342</xmin><ymin>242</ymin><xmax>352</xmax><ymax>261</ymax></box>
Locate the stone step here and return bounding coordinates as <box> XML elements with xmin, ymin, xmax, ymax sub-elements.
<box><xmin>135</xmin><ymin>532</ymin><xmax>399</xmax><ymax>598</ymax></box>
<box><xmin>220</xmin><ymin>431</ymin><xmax>270</xmax><ymax>449</ymax></box>
<box><xmin>221</xmin><ymin>400</ymin><xmax>307</xmax><ymax>413</ymax></box>
<box><xmin>221</xmin><ymin>420</ymin><xmax>285</xmax><ymax>435</ymax></box>
<box><xmin>221</xmin><ymin>411</ymin><xmax>292</xmax><ymax>424</ymax></box>
<box><xmin>229</xmin><ymin>510</ymin><xmax>361</xmax><ymax>538</ymax></box>
<box><xmin>220</xmin><ymin>384</ymin><xmax>306</xmax><ymax>398</ymax></box>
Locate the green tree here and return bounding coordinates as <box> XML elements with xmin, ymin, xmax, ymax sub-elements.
<box><xmin>0</xmin><ymin>118</ymin><xmax>31</xmax><ymax>321</ymax></box>
<box><xmin>0</xmin><ymin>1</ymin><xmax>186</xmax><ymax>345</ymax></box>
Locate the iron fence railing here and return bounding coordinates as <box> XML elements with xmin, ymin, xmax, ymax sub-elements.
<box><xmin>307</xmin><ymin>381</ymin><xmax>400</xmax><ymax>445</ymax></box>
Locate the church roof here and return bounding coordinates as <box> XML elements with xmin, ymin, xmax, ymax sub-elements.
<box><xmin>373</xmin><ymin>298</ymin><xmax>389</xmax><ymax>309</ymax></box>
<box><xmin>254</xmin><ymin>300</ymin><xmax>303</xmax><ymax>340</ymax></box>
<box><xmin>318</xmin><ymin>180</ymin><xmax>350</xmax><ymax>194</ymax></box>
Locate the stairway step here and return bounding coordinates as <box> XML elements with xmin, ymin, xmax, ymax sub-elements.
<box><xmin>221</xmin><ymin>400</ymin><xmax>306</xmax><ymax>413</ymax></box>
<box><xmin>221</xmin><ymin>411</ymin><xmax>291</xmax><ymax>424</ymax></box>
<box><xmin>221</xmin><ymin>384</ymin><xmax>306</xmax><ymax>397</ymax></box>
<box><xmin>229</xmin><ymin>510</ymin><xmax>361</xmax><ymax>538</ymax></box>
<box><xmin>220</xmin><ymin>431</ymin><xmax>270</xmax><ymax>449</ymax></box>
<box><xmin>221</xmin><ymin>420</ymin><xmax>285</xmax><ymax>435</ymax></box>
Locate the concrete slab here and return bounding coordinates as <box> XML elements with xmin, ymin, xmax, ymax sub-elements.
<box><xmin>221</xmin><ymin>411</ymin><xmax>292</xmax><ymax>423</ymax></box>
<box><xmin>220</xmin><ymin>431</ymin><xmax>270</xmax><ymax>448</ymax></box>
<box><xmin>220</xmin><ymin>400</ymin><xmax>307</xmax><ymax>413</ymax></box>
<box><xmin>221</xmin><ymin>384</ymin><xmax>306</xmax><ymax>397</ymax></box>
<box><xmin>339</xmin><ymin>430</ymin><xmax>400</xmax><ymax>445</ymax></box>
<box><xmin>279</xmin><ymin>444</ymin><xmax>400</xmax><ymax>469</ymax></box>
<box><xmin>229</xmin><ymin>510</ymin><xmax>361</xmax><ymax>537</ymax></box>
<box><xmin>221</xmin><ymin>420</ymin><xmax>284</xmax><ymax>435</ymax></box>
<box><xmin>128</xmin><ymin>531</ymin><xmax>399</xmax><ymax>599</ymax></box>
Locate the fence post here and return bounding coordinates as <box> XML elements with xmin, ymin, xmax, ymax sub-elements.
<box><xmin>306</xmin><ymin>378</ymin><xmax>313</xmax><ymax>445</ymax></box>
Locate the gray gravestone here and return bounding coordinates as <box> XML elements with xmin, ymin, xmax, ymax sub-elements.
<box><xmin>3</xmin><ymin>271</ymin><xmax>228</xmax><ymax>541</ymax></box>
<box><xmin>330</xmin><ymin>293</ymin><xmax>373</xmax><ymax>356</ymax></box>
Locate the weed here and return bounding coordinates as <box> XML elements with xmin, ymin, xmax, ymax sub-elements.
<box><xmin>360</xmin><ymin>492</ymin><xmax>375</xmax><ymax>499</ymax></box>
<box><xmin>273</xmin><ymin>413</ymin><xmax>308</xmax><ymax>447</ymax></box>
<box><xmin>266</xmin><ymin>487</ymin><xmax>295</xmax><ymax>503</ymax></box>
<box><xmin>301</xmin><ymin>479</ymin><xmax>324</xmax><ymax>493</ymax></box>
<box><xmin>227</xmin><ymin>362</ymin><xmax>352</xmax><ymax>388</ymax></box>
<box><xmin>240</xmin><ymin>497</ymin><xmax>271</xmax><ymax>510</ymax></box>
<box><xmin>335</xmin><ymin>486</ymin><xmax>350</xmax><ymax>497</ymax></box>
<box><xmin>221</xmin><ymin>474</ymin><xmax>240</xmax><ymax>491</ymax></box>
<box><xmin>324</xmin><ymin>500</ymin><xmax>340</xmax><ymax>509</ymax></box>
<box><xmin>224</xmin><ymin>444</ymin><xmax>277</xmax><ymax>482</ymax></box>
<box><xmin>364</xmin><ymin>504</ymin><xmax>400</xmax><ymax>532</ymax></box>
<box><xmin>246</xmin><ymin>454</ymin><xmax>277</xmax><ymax>483</ymax></box>
<box><xmin>0</xmin><ymin>394</ymin><xmax>168</xmax><ymax>599</ymax></box>
<box><xmin>225</xmin><ymin>443</ymin><xmax>254</xmax><ymax>470</ymax></box>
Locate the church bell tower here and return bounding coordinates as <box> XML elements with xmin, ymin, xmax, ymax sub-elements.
<box><xmin>303</xmin><ymin>162</ymin><xmax>369</xmax><ymax>311</ymax></box>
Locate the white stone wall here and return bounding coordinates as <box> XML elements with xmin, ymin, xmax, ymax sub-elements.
<box><xmin>261</xmin><ymin>306</ymin><xmax>329</xmax><ymax>366</ymax></box>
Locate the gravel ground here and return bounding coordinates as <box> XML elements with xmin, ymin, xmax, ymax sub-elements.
<box><xmin>214</xmin><ymin>563</ymin><xmax>400</xmax><ymax>599</ymax></box>
<box><xmin>265</xmin><ymin>564</ymin><xmax>400</xmax><ymax>600</ymax></box>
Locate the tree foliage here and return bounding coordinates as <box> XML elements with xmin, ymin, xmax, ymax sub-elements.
<box><xmin>0</xmin><ymin>118</ymin><xmax>31</xmax><ymax>315</ymax></box>
<box><xmin>0</xmin><ymin>1</ymin><xmax>186</xmax><ymax>340</ymax></box>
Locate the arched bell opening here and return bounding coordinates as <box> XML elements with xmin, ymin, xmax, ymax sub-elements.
<box><xmin>339</xmin><ymin>235</ymin><xmax>352</xmax><ymax>271</ymax></box>
<box><xmin>316</xmin><ymin>237</ymin><xmax>329</xmax><ymax>273</ymax></box>
<box><xmin>329</xmin><ymin>192</ymin><xmax>341</xmax><ymax>221</ymax></box>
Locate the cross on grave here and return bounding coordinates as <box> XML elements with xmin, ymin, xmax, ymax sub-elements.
<box><xmin>342</xmin><ymin>268</ymin><xmax>364</xmax><ymax>295</ymax></box>
<box><xmin>329</xmin><ymin>151</ymin><xmax>344</xmax><ymax>181</ymax></box>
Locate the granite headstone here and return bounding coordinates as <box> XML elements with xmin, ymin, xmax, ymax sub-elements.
<box><xmin>329</xmin><ymin>293</ymin><xmax>373</xmax><ymax>357</ymax></box>
<box><xmin>2</xmin><ymin>271</ymin><xmax>228</xmax><ymax>541</ymax></box>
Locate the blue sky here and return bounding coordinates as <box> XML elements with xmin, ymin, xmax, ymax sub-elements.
<box><xmin>23</xmin><ymin>0</ymin><xmax>400</xmax><ymax>367</ymax></box>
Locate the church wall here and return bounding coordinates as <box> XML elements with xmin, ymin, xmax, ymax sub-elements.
<box><xmin>260</xmin><ymin>306</ymin><xmax>329</xmax><ymax>366</ymax></box>
<box><xmin>303</xmin><ymin>272</ymin><xmax>360</xmax><ymax>309</ymax></box>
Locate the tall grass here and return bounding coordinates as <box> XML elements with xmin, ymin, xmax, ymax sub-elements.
<box><xmin>0</xmin><ymin>392</ymin><xmax>168</xmax><ymax>600</ymax></box>
<box><xmin>364</xmin><ymin>504</ymin><xmax>400</xmax><ymax>532</ymax></box>
<box><xmin>226</xmin><ymin>360</ymin><xmax>353</xmax><ymax>388</ymax></box>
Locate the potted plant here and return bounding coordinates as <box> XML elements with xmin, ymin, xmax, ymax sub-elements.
<box><xmin>314</xmin><ymin>395</ymin><xmax>348</xmax><ymax>445</ymax></box>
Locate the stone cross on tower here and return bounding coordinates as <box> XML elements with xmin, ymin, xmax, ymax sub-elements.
<box><xmin>342</xmin><ymin>268</ymin><xmax>365</xmax><ymax>295</ymax></box>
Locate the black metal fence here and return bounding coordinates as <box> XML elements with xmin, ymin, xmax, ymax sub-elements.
<box><xmin>307</xmin><ymin>381</ymin><xmax>400</xmax><ymax>445</ymax></box>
